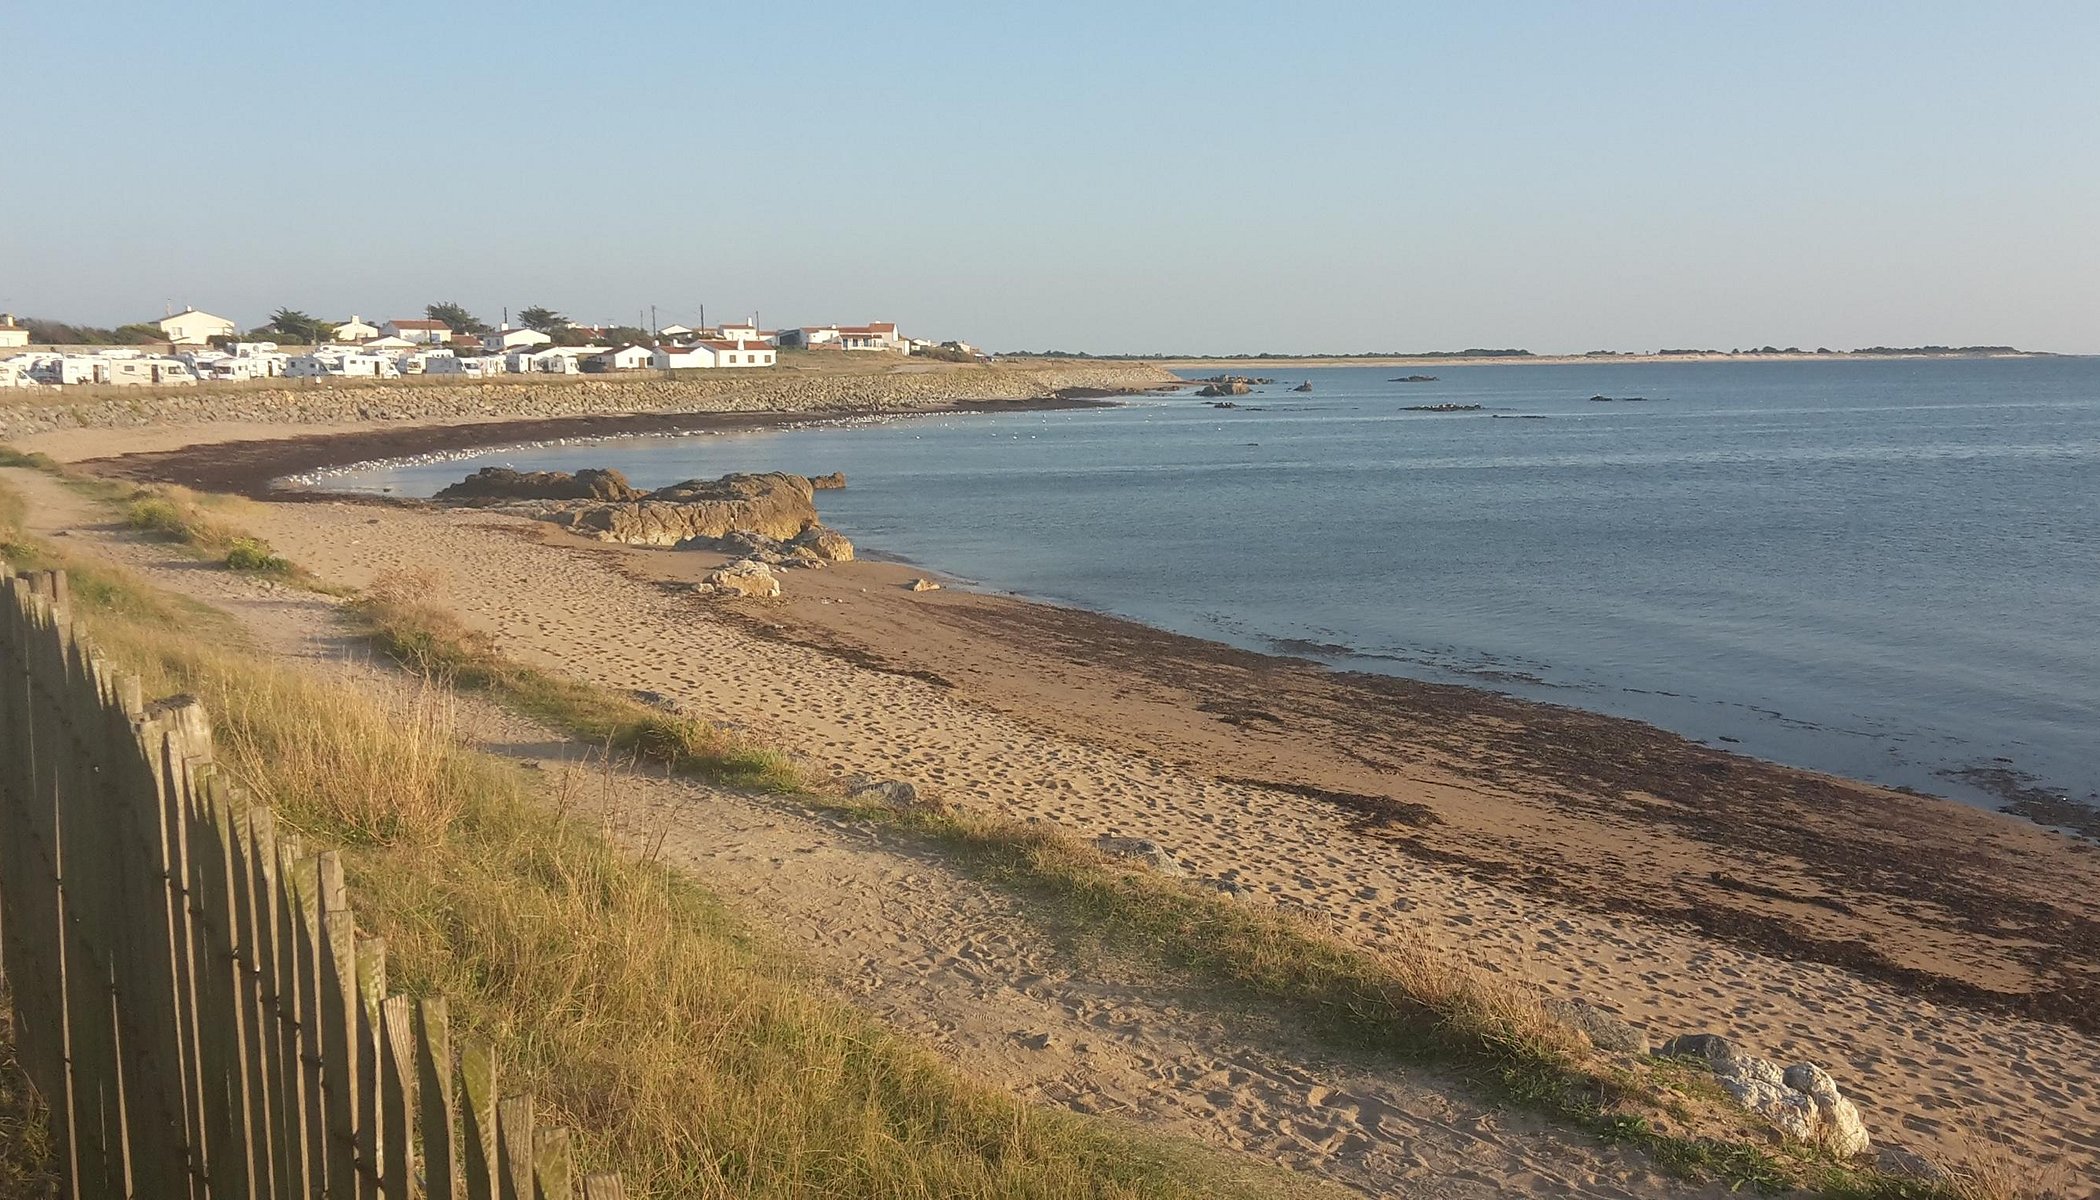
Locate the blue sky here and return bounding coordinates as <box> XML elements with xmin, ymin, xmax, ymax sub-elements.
<box><xmin>4</xmin><ymin>1</ymin><xmax>2096</xmax><ymax>353</ymax></box>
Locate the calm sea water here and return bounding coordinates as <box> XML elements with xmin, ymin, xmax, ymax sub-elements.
<box><xmin>322</xmin><ymin>358</ymin><xmax>2100</xmax><ymax>815</ymax></box>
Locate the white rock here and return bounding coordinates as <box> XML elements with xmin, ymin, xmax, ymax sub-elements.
<box><xmin>1785</xmin><ymin>1063</ymin><xmax>1871</xmax><ymax>1157</ymax></box>
<box><xmin>701</xmin><ymin>558</ymin><xmax>780</xmax><ymax>598</ymax></box>
<box><xmin>1721</xmin><ymin>1076</ymin><xmax>1821</xmax><ymax>1144</ymax></box>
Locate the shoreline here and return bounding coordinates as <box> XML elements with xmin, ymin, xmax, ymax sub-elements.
<box><xmin>52</xmin><ymin>420</ymin><xmax>2100</xmax><ymax>1175</ymax></box>
<box><xmin>69</xmin><ymin>393</ymin><xmax>1120</xmax><ymax>497</ymax></box>
<box><xmin>78</xmin><ymin>417</ymin><xmax>2100</xmax><ymax>1027</ymax></box>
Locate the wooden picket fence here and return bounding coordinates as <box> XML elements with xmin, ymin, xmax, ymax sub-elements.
<box><xmin>0</xmin><ymin>567</ymin><xmax>628</xmax><ymax>1198</ymax></box>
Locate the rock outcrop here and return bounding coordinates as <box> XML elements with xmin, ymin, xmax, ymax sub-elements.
<box><xmin>809</xmin><ymin>472</ymin><xmax>847</xmax><ymax>490</ymax></box>
<box><xmin>436</xmin><ymin>466</ymin><xmax>643</xmax><ymax>502</ymax></box>
<box><xmin>1660</xmin><ymin>1033</ymin><xmax>1870</xmax><ymax>1156</ymax></box>
<box><xmin>501</xmin><ymin>472</ymin><xmax>822</xmax><ymax>546</ymax></box>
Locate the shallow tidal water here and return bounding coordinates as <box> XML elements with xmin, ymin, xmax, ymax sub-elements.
<box><xmin>322</xmin><ymin>357</ymin><xmax>2100</xmax><ymax>818</ymax></box>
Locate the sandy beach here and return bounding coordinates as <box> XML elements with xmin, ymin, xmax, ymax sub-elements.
<box><xmin>20</xmin><ymin>398</ymin><xmax>2100</xmax><ymax>1187</ymax></box>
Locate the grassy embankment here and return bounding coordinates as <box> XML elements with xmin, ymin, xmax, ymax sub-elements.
<box><xmin>0</xmin><ymin>478</ymin><xmax>1329</xmax><ymax>1199</ymax></box>
<box><xmin>0</xmin><ymin>466</ymin><xmax>2043</xmax><ymax>1198</ymax></box>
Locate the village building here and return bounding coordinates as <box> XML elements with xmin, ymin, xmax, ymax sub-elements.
<box><xmin>584</xmin><ymin>345</ymin><xmax>656</xmax><ymax>372</ymax></box>
<box><xmin>155</xmin><ymin>307</ymin><xmax>238</xmax><ymax>345</ymax></box>
<box><xmin>652</xmin><ymin>340</ymin><xmax>777</xmax><ymax>370</ymax></box>
<box><xmin>332</xmin><ymin>315</ymin><xmax>380</xmax><ymax>342</ymax></box>
<box><xmin>657</xmin><ymin>324</ymin><xmax>696</xmax><ymax>339</ymax></box>
<box><xmin>382</xmin><ymin>318</ymin><xmax>452</xmax><ymax>344</ymax></box>
<box><xmin>778</xmin><ymin>322</ymin><xmax>903</xmax><ymax>351</ymax></box>
<box><xmin>0</xmin><ymin>314</ymin><xmax>28</xmax><ymax>349</ymax></box>
<box><xmin>484</xmin><ymin>326</ymin><xmax>553</xmax><ymax>352</ymax></box>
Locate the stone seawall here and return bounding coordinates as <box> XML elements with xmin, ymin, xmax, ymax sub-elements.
<box><xmin>0</xmin><ymin>361</ymin><xmax>1178</xmax><ymax>440</ymax></box>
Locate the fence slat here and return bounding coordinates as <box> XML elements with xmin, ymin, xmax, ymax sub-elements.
<box><xmin>420</xmin><ymin>998</ymin><xmax>458</xmax><ymax>1200</ymax></box>
<box><xmin>0</xmin><ymin>573</ymin><xmax>627</xmax><ymax>1200</ymax></box>
<box><xmin>532</xmin><ymin>1127</ymin><xmax>572</xmax><ymax>1200</ymax></box>
<box><xmin>287</xmin><ymin>857</ymin><xmax>330</xmax><ymax>1193</ymax></box>
<box><xmin>355</xmin><ymin>935</ymin><xmax>388</xmax><ymax>1200</ymax></box>
<box><xmin>497</xmin><ymin>1096</ymin><xmax>534</xmax><ymax>1200</ymax></box>
<box><xmin>460</xmin><ymin>1040</ymin><xmax>499</xmax><ymax>1200</ymax></box>
<box><xmin>317</xmin><ymin>853</ymin><xmax>362</xmax><ymax>1198</ymax></box>
<box><xmin>380</xmin><ymin>994</ymin><xmax>418</xmax><ymax>1200</ymax></box>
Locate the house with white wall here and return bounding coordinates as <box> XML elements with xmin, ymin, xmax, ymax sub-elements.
<box><xmin>484</xmin><ymin>326</ymin><xmax>552</xmax><ymax>352</ymax></box>
<box><xmin>332</xmin><ymin>315</ymin><xmax>380</xmax><ymax>342</ymax></box>
<box><xmin>383</xmin><ymin>318</ymin><xmax>452</xmax><ymax>344</ymax></box>
<box><xmin>652</xmin><ymin>340</ymin><xmax>776</xmax><ymax>370</ymax></box>
<box><xmin>586</xmin><ymin>345</ymin><xmax>656</xmax><ymax>372</ymax></box>
<box><xmin>0</xmin><ymin>315</ymin><xmax>28</xmax><ymax>349</ymax></box>
<box><xmin>155</xmin><ymin>308</ymin><xmax>238</xmax><ymax>345</ymax></box>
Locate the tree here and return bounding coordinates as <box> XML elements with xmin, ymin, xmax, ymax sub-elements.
<box><xmin>425</xmin><ymin>301</ymin><xmax>489</xmax><ymax>335</ymax></box>
<box><xmin>268</xmin><ymin>308</ymin><xmax>330</xmax><ymax>343</ymax></box>
<box><xmin>599</xmin><ymin>326</ymin><xmax>654</xmax><ymax>346</ymax></box>
<box><xmin>518</xmin><ymin>306</ymin><xmax>569</xmax><ymax>334</ymax></box>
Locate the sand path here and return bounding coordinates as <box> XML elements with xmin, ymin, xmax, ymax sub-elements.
<box><xmin>3</xmin><ymin>468</ymin><xmax>1734</xmax><ymax>1198</ymax></box>
<box><xmin>170</xmin><ymin>495</ymin><xmax>2091</xmax><ymax>1186</ymax></box>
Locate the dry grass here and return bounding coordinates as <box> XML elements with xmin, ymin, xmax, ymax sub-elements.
<box><xmin>0</xmin><ymin>985</ymin><xmax>59</xmax><ymax>1199</ymax></box>
<box><xmin>2</xmin><ymin>532</ymin><xmax>1322</xmax><ymax>1198</ymax></box>
<box><xmin>121</xmin><ymin>484</ymin><xmax>325</xmax><ymax>586</ymax></box>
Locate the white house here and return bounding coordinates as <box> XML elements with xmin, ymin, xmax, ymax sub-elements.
<box><xmin>332</xmin><ymin>315</ymin><xmax>381</xmax><ymax>342</ymax></box>
<box><xmin>155</xmin><ymin>307</ymin><xmax>238</xmax><ymax>345</ymax></box>
<box><xmin>657</xmin><ymin>324</ymin><xmax>695</xmax><ymax>339</ymax></box>
<box><xmin>717</xmin><ymin>319</ymin><xmax>769</xmax><ymax>344</ymax></box>
<box><xmin>778</xmin><ymin>326</ymin><xmax>839</xmax><ymax>349</ymax></box>
<box><xmin>483</xmin><ymin>326</ymin><xmax>552</xmax><ymax>352</ymax></box>
<box><xmin>652</xmin><ymin>340</ymin><xmax>776</xmax><ymax>370</ymax></box>
<box><xmin>0</xmin><ymin>314</ymin><xmax>28</xmax><ymax>349</ymax></box>
<box><xmin>585</xmin><ymin>345</ymin><xmax>656</xmax><ymax>372</ymax></box>
<box><xmin>383</xmin><ymin>318</ymin><xmax>452</xmax><ymax>344</ymax></box>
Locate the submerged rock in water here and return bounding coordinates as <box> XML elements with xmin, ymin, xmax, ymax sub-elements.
<box><xmin>1291</xmin><ymin>381</ymin><xmax>1313</xmax><ymax>392</ymax></box>
<box><xmin>810</xmin><ymin>472</ymin><xmax>847</xmax><ymax>490</ymax></box>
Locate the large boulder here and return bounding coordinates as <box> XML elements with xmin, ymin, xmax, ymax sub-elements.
<box><xmin>1783</xmin><ymin>1063</ymin><xmax>1871</xmax><ymax>1158</ymax></box>
<box><xmin>791</xmin><ymin>525</ymin><xmax>855</xmax><ymax>562</ymax></box>
<box><xmin>436</xmin><ymin>466</ymin><xmax>643</xmax><ymax>502</ymax></box>
<box><xmin>695</xmin><ymin>559</ymin><xmax>780</xmax><ymax>598</ymax></box>
<box><xmin>810</xmin><ymin>472</ymin><xmax>847</xmax><ymax>490</ymax></box>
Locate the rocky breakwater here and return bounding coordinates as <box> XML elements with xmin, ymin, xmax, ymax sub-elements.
<box><xmin>0</xmin><ymin>360</ymin><xmax>1179</xmax><ymax>440</ymax></box>
<box><xmin>435</xmin><ymin>466</ymin><xmax>856</xmax><ymax>599</ymax></box>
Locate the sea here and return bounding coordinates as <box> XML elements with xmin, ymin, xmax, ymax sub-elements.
<box><xmin>317</xmin><ymin>357</ymin><xmax>2100</xmax><ymax>818</ymax></box>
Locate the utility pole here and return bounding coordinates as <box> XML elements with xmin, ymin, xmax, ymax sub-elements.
<box><xmin>651</xmin><ymin>305</ymin><xmax>658</xmax><ymax>338</ymax></box>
